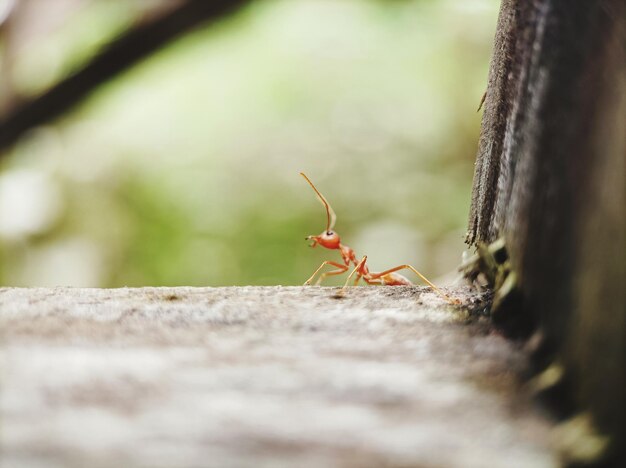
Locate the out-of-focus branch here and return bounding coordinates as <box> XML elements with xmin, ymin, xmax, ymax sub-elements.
<box><xmin>0</xmin><ymin>0</ymin><xmax>249</xmax><ymax>152</ymax></box>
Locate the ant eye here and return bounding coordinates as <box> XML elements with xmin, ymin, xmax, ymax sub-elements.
<box><xmin>327</xmin><ymin>231</ymin><xmax>334</xmax><ymax>236</ymax></box>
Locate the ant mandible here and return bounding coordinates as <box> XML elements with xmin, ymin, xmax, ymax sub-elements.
<box><xmin>300</xmin><ymin>172</ymin><xmax>460</xmax><ymax>305</ymax></box>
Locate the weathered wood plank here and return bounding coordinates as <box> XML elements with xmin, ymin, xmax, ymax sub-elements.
<box><xmin>0</xmin><ymin>286</ymin><xmax>557</xmax><ymax>467</ymax></box>
<box><xmin>466</xmin><ymin>1</ymin><xmax>624</xmax><ymax>462</ymax></box>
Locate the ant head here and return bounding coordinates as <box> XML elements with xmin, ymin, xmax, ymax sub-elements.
<box><xmin>306</xmin><ymin>230</ymin><xmax>341</xmax><ymax>250</ymax></box>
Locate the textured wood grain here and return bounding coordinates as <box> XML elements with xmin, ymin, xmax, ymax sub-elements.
<box><xmin>466</xmin><ymin>0</ymin><xmax>625</xmax><ymax>462</ymax></box>
<box><xmin>0</xmin><ymin>286</ymin><xmax>558</xmax><ymax>468</ymax></box>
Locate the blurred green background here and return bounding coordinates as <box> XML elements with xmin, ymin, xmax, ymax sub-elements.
<box><xmin>0</xmin><ymin>0</ymin><xmax>498</xmax><ymax>287</ymax></box>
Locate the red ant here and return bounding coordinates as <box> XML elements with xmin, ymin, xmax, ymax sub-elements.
<box><xmin>300</xmin><ymin>172</ymin><xmax>460</xmax><ymax>305</ymax></box>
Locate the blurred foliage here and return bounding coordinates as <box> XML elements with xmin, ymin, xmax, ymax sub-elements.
<box><xmin>0</xmin><ymin>0</ymin><xmax>499</xmax><ymax>287</ymax></box>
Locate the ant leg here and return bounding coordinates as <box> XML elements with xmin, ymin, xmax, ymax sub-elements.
<box><xmin>304</xmin><ymin>261</ymin><xmax>348</xmax><ymax>285</ymax></box>
<box><xmin>370</xmin><ymin>265</ymin><xmax>460</xmax><ymax>305</ymax></box>
<box><xmin>362</xmin><ymin>275</ymin><xmax>383</xmax><ymax>285</ymax></box>
<box><xmin>336</xmin><ymin>256</ymin><xmax>367</xmax><ymax>295</ymax></box>
<box><xmin>316</xmin><ymin>266</ymin><xmax>351</xmax><ymax>286</ymax></box>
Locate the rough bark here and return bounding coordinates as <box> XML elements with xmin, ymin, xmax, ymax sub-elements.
<box><xmin>467</xmin><ymin>0</ymin><xmax>625</xmax><ymax>460</ymax></box>
<box><xmin>0</xmin><ymin>286</ymin><xmax>558</xmax><ymax>467</ymax></box>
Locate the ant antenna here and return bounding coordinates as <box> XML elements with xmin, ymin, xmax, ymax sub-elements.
<box><xmin>300</xmin><ymin>172</ymin><xmax>336</xmax><ymax>232</ymax></box>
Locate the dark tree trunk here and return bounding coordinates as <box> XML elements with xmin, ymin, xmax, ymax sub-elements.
<box><xmin>468</xmin><ymin>0</ymin><xmax>624</xmax><ymax>462</ymax></box>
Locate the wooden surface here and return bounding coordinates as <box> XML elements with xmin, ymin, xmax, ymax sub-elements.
<box><xmin>465</xmin><ymin>1</ymin><xmax>625</xmax><ymax>458</ymax></box>
<box><xmin>1</xmin><ymin>286</ymin><xmax>558</xmax><ymax>467</ymax></box>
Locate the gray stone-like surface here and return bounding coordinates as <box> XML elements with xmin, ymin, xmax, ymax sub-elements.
<box><xmin>0</xmin><ymin>286</ymin><xmax>557</xmax><ymax>467</ymax></box>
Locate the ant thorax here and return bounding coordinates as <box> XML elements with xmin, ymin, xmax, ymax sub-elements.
<box><xmin>340</xmin><ymin>244</ymin><xmax>357</xmax><ymax>266</ymax></box>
